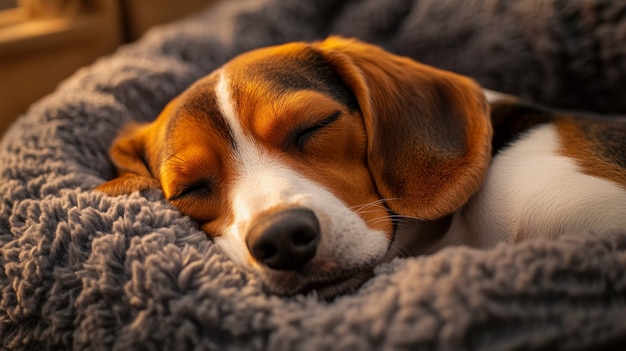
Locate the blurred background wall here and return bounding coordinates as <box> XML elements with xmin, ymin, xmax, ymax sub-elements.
<box><xmin>0</xmin><ymin>0</ymin><xmax>216</xmax><ymax>136</ymax></box>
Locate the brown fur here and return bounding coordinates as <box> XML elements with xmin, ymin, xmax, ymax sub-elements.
<box><xmin>315</xmin><ymin>37</ymin><xmax>492</xmax><ymax>219</ymax></box>
<box><xmin>556</xmin><ymin>118</ymin><xmax>626</xmax><ymax>188</ymax></box>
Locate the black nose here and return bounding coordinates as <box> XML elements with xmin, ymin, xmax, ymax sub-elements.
<box><xmin>246</xmin><ymin>208</ymin><xmax>320</xmax><ymax>271</ymax></box>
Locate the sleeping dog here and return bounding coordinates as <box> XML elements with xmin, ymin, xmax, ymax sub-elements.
<box><xmin>96</xmin><ymin>37</ymin><xmax>626</xmax><ymax>298</ymax></box>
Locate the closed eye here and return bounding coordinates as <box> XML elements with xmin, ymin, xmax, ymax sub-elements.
<box><xmin>169</xmin><ymin>178</ymin><xmax>214</xmax><ymax>201</ymax></box>
<box><xmin>295</xmin><ymin>111</ymin><xmax>341</xmax><ymax>150</ymax></box>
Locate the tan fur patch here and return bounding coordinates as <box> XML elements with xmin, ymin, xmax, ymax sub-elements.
<box><xmin>556</xmin><ymin>118</ymin><xmax>626</xmax><ymax>188</ymax></box>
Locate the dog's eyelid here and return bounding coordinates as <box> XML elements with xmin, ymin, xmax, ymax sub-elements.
<box><xmin>169</xmin><ymin>177</ymin><xmax>215</xmax><ymax>201</ymax></box>
<box><xmin>294</xmin><ymin>110</ymin><xmax>342</xmax><ymax>150</ymax></box>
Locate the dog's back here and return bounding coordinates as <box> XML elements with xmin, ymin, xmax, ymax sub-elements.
<box><xmin>443</xmin><ymin>96</ymin><xmax>626</xmax><ymax>248</ymax></box>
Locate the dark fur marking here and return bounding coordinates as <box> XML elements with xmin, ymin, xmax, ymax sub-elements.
<box><xmin>491</xmin><ymin>100</ymin><xmax>626</xmax><ymax>172</ymax></box>
<box><xmin>573</xmin><ymin>117</ymin><xmax>626</xmax><ymax>170</ymax></box>
<box><xmin>245</xmin><ymin>46</ymin><xmax>359</xmax><ymax>112</ymax></box>
<box><xmin>171</xmin><ymin>78</ymin><xmax>236</xmax><ymax>150</ymax></box>
<box><xmin>490</xmin><ymin>101</ymin><xmax>556</xmax><ymax>155</ymax></box>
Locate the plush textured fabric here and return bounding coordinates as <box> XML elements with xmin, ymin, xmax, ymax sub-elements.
<box><xmin>1</xmin><ymin>0</ymin><xmax>626</xmax><ymax>349</ymax></box>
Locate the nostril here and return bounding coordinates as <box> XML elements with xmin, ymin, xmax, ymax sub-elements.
<box><xmin>246</xmin><ymin>208</ymin><xmax>320</xmax><ymax>271</ymax></box>
<box><xmin>292</xmin><ymin>228</ymin><xmax>316</xmax><ymax>246</ymax></box>
<box><xmin>253</xmin><ymin>242</ymin><xmax>277</xmax><ymax>262</ymax></box>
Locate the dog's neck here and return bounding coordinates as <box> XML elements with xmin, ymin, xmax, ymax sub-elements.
<box><xmin>389</xmin><ymin>206</ymin><xmax>502</xmax><ymax>258</ymax></box>
<box><xmin>389</xmin><ymin>215</ymin><xmax>455</xmax><ymax>257</ymax></box>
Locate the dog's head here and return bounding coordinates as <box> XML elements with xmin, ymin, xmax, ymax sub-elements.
<box><xmin>96</xmin><ymin>37</ymin><xmax>491</xmax><ymax>298</ymax></box>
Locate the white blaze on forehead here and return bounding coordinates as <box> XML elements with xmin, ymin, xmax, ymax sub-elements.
<box><xmin>214</xmin><ymin>71</ymin><xmax>292</xmax><ymax>223</ymax></box>
<box><xmin>212</xmin><ymin>70</ymin><xmax>389</xmax><ymax>270</ymax></box>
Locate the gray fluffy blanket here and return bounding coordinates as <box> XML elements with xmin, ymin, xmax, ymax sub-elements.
<box><xmin>1</xmin><ymin>0</ymin><xmax>626</xmax><ymax>349</ymax></box>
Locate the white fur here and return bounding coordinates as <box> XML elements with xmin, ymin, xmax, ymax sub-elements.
<box><xmin>447</xmin><ymin>124</ymin><xmax>626</xmax><ymax>248</ymax></box>
<box><xmin>213</xmin><ymin>71</ymin><xmax>389</xmax><ymax>276</ymax></box>
<box><xmin>483</xmin><ymin>89</ymin><xmax>517</xmax><ymax>104</ymax></box>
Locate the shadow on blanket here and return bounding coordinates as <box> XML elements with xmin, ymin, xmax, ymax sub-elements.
<box><xmin>1</xmin><ymin>0</ymin><xmax>625</xmax><ymax>350</ymax></box>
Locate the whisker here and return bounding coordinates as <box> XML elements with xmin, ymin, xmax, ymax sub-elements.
<box><xmin>364</xmin><ymin>215</ymin><xmax>428</xmax><ymax>226</ymax></box>
<box><xmin>387</xmin><ymin>214</ymin><xmax>432</xmax><ymax>223</ymax></box>
<box><xmin>360</xmin><ymin>209</ymin><xmax>431</xmax><ymax>228</ymax></box>
<box><xmin>350</xmin><ymin>199</ymin><xmax>388</xmax><ymax>212</ymax></box>
<box><xmin>353</xmin><ymin>198</ymin><xmax>402</xmax><ymax>210</ymax></box>
<box><xmin>364</xmin><ymin>216</ymin><xmax>411</xmax><ymax>226</ymax></box>
<box><xmin>354</xmin><ymin>209</ymin><xmax>388</xmax><ymax>215</ymax></box>
<box><xmin>386</xmin><ymin>241</ymin><xmax>411</xmax><ymax>258</ymax></box>
<box><xmin>351</xmin><ymin>198</ymin><xmax>408</xmax><ymax>218</ymax></box>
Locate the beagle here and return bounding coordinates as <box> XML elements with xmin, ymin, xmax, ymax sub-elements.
<box><xmin>96</xmin><ymin>37</ymin><xmax>626</xmax><ymax>299</ymax></box>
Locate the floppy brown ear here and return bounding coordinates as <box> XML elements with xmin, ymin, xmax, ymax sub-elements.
<box><xmin>315</xmin><ymin>36</ymin><xmax>492</xmax><ymax>220</ymax></box>
<box><xmin>95</xmin><ymin>122</ymin><xmax>162</xmax><ymax>196</ymax></box>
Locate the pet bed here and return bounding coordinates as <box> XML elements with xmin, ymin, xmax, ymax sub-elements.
<box><xmin>1</xmin><ymin>0</ymin><xmax>626</xmax><ymax>349</ymax></box>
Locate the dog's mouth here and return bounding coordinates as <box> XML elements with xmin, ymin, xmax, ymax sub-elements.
<box><xmin>263</xmin><ymin>268</ymin><xmax>376</xmax><ymax>300</ymax></box>
<box><xmin>296</xmin><ymin>270</ymin><xmax>375</xmax><ymax>299</ymax></box>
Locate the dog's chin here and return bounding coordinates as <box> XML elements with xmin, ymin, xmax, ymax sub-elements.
<box><xmin>298</xmin><ymin>270</ymin><xmax>376</xmax><ymax>299</ymax></box>
<box><xmin>262</xmin><ymin>269</ymin><xmax>376</xmax><ymax>300</ymax></box>
<box><xmin>259</xmin><ymin>232</ymin><xmax>412</xmax><ymax>299</ymax></box>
